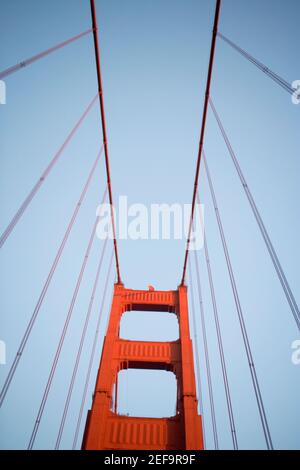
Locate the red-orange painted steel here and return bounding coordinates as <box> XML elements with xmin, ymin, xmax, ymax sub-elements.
<box><xmin>90</xmin><ymin>0</ymin><xmax>122</xmax><ymax>284</ymax></box>
<box><xmin>82</xmin><ymin>285</ymin><xmax>203</xmax><ymax>450</ymax></box>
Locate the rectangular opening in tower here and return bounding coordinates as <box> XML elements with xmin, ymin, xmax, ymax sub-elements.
<box><xmin>119</xmin><ymin>310</ymin><xmax>179</xmax><ymax>342</ymax></box>
<box><xmin>113</xmin><ymin>369</ymin><xmax>177</xmax><ymax>418</ymax></box>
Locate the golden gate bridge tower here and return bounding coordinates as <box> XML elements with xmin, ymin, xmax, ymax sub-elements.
<box><xmin>82</xmin><ymin>284</ymin><xmax>203</xmax><ymax>450</ymax></box>
<box><xmin>81</xmin><ymin>0</ymin><xmax>212</xmax><ymax>450</ymax></box>
<box><xmin>1</xmin><ymin>0</ymin><xmax>300</xmax><ymax>453</ymax></box>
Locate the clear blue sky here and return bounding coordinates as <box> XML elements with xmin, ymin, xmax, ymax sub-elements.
<box><xmin>0</xmin><ymin>0</ymin><xmax>299</xmax><ymax>450</ymax></box>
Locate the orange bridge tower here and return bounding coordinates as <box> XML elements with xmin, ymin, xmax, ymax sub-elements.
<box><xmin>82</xmin><ymin>284</ymin><xmax>203</xmax><ymax>450</ymax></box>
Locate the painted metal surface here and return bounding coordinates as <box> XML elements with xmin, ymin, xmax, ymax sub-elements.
<box><xmin>82</xmin><ymin>284</ymin><xmax>203</xmax><ymax>450</ymax></box>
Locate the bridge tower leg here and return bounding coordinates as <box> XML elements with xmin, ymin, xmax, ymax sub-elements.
<box><xmin>82</xmin><ymin>284</ymin><xmax>203</xmax><ymax>450</ymax></box>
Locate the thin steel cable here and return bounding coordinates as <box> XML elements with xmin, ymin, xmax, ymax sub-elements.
<box><xmin>0</xmin><ymin>94</ymin><xmax>98</xmax><ymax>249</ymax></box>
<box><xmin>193</xmin><ymin>249</ymin><xmax>219</xmax><ymax>450</ymax></box>
<box><xmin>217</xmin><ymin>32</ymin><xmax>294</xmax><ymax>95</ymax></box>
<box><xmin>202</xmin><ymin>225</ymin><xmax>238</xmax><ymax>450</ymax></box>
<box><xmin>28</xmin><ymin>198</ymin><xmax>107</xmax><ymax>450</ymax></box>
<box><xmin>90</xmin><ymin>0</ymin><xmax>122</xmax><ymax>284</ymax></box>
<box><xmin>55</xmin><ymin>236</ymin><xmax>109</xmax><ymax>449</ymax></box>
<box><xmin>0</xmin><ymin>29</ymin><xmax>93</xmax><ymax>80</ymax></box>
<box><xmin>0</xmin><ymin>150</ymin><xmax>104</xmax><ymax>408</ymax></box>
<box><xmin>187</xmin><ymin>259</ymin><xmax>207</xmax><ymax>450</ymax></box>
<box><xmin>181</xmin><ymin>0</ymin><xmax>221</xmax><ymax>285</ymax></box>
<box><xmin>72</xmin><ymin>252</ymin><xmax>114</xmax><ymax>450</ymax></box>
<box><xmin>203</xmin><ymin>155</ymin><xmax>273</xmax><ymax>450</ymax></box>
<box><xmin>209</xmin><ymin>98</ymin><xmax>300</xmax><ymax>331</ymax></box>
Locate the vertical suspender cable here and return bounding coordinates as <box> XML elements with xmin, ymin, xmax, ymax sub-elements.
<box><xmin>193</xmin><ymin>249</ymin><xmax>219</xmax><ymax>450</ymax></box>
<box><xmin>188</xmin><ymin>258</ymin><xmax>207</xmax><ymax>449</ymax></box>
<box><xmin>209</xmin><ymin>98</ymin><xmax>300</xmax><ymax>331</ymax></box>
<box><xmin>55</xmin><ymin>236</ymin><xmax>109</xmax><ymax>449</ymax></box>
<box><xmin>202</xmin><ymin>223</ymin><xmax>238</xmax><ymax>450</ymax></box>
<box><xmin>203</xmin><ymin>155</ymin><xmax>273</xmax><ymax>449</ymax></box>
<box><xmin>0</xmin><ymin>95</ymin><xmax>98</xmax><ymax>249</ymax></box>
<box><xmin>0</xmin><ymin>149</ymin><xmax>103</xmax><ymax>408</ymax></box>
<box><xmin>0</xmin><ymin>29</ymin><xmax>93</xmax><ymax>80</ymax></box>
<box><xmin>217</xmin><ymin>32</ymin><xmax>295</xmax><ymax>96</ymax></box>
<box><xmin>72</xmin><ymin>251</ymin><xmax>114</xmax><ymax>450</ymax></box>
<box><xmin>28</xmin><ymin>191</ymin><xmax>107</xmax><ymax>450</ymax></box>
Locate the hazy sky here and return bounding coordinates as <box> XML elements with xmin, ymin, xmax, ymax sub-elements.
<box><xmin>0</xmin><ymin>0</ymin><xmax>299</xmax><ymax>450</ymax></box>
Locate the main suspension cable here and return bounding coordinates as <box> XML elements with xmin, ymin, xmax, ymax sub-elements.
<box><xmin>203</xmin><ymin>155</ymin><xmax>273</xmax><ymax>450</ymax></box>
<box><xmin>55</xmin><ymin>236</ymin><xmax>109</xmax><ymax>449</ymax></box>
<box><xmin>217</xmin><ymin>32</ymin><xmax>295</xmax><ymax>96</ymax></box>
<box><xmin>181</xmin><ymin>0</ymin><xmax>221</xmax><ymax>285</ymax></box>
<box><xmin>0</xmin><ymin>94</ymin><xmax>98</xmax><ymax>249</ymax></box>
<box><xmin>0</xmin><ymin>29</ymin><xmax>93</xmax><ymax>80</ymax></box>
<box><xmin>90</xmin><ymin>0</ymin><xmax>122</xmax><ymax>284</ymax></box>
<box><xmin>209</xmin><ymin>98</ymin><xmax>300</xmax><ymax>331</ymax></box>
<box><xmin>72</xmin><ymin>251</ymin><xmax>114</xmax><ymax>450</ymax></box>
<box><xmin>28</xmin><ymin>198</ymin><xmax>107</xmax><ymax>450</ymax></box>
<box><xmin>0</xmin><ymin>150</ymin><xmax>104</xmax><ymax>408</ymax></box>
